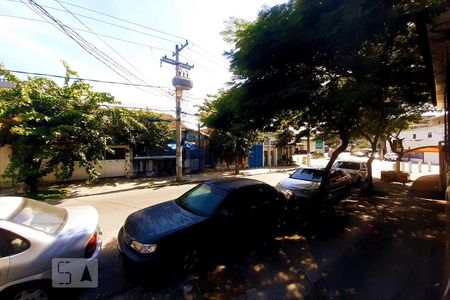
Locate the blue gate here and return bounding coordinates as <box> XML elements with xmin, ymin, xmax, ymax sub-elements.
<box><xmin>248</xmin><ymin>144</ymin><xmax>263</xmax><ymax>168</ymax></box>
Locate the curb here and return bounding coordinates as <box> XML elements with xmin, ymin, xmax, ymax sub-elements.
<box><xmin>64</xmin><ymin>168</ymin><xmax>296</xmax><ymax>199</ymax></box>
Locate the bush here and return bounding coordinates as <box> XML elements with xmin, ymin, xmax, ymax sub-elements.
<box><xmin>27</xmin><ymin>188</ymin><xmax>69</xmax><ymax>201</ymax></box>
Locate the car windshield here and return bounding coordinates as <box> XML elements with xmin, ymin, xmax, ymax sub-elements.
<box><xmin>8</xmin><ymin>198</ymin><xmax>67</xmax><ymax>234</ymax></box>
<box><xmin>334</xmin><ymin>161</ymin><xmax>360</xmax><ymax>170</ymax></box>
<box><xmin>176</xmin><ymin>183</ymin><xmax>228</xmax><ymax>217</ymax></box>
<box><xmin>290</xmin><ymin>168</ymin><xmax>323</xmax><ymax>182</ymax></box>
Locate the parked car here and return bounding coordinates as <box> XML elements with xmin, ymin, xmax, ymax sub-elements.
<box><xmin>332</xmin><ymin>160</ymin><xmax>367</xmax><ymax>185</ymax></box>
<box><xmin>118</xmin><ymin>178</ymin><xmax>285</xmax><ymax>268</ymax></box>
<box><xmin>0</xmin><ymin>197</ymin><xmax>102</xmax><ymax>300</ymax></box>
<box><xmin>276</xmin><ymin>167</ymin><xmax>352</xmax><ymax>206</ymax></box>
<box><xmin>352</xmin><ymin>150</ymin><xmax>367</xmax><ymax>157</ymax></box>
<box><xmin>384</xmin><ymin>152</ymin><xmax>399</xmax><ymax>161</ymax></box>
<box><xmin>401</xmin><ymin>153</ymin><xmax>423</xmax><ymax>163</ymax></box>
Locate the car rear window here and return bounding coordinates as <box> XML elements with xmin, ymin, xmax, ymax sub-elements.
<box><xmin>8</xmin><ymin>198</ymin><xmax>67</xmax><ymax>235</ymax></box>
<box><xmin>334</xmin><ymin>161</ymin><xmax>360</xmax><ymax>170</ymax></box>
<box><xmin>290</xmin><ymin>168</ymin><xmax>323</xmax><ymax>182</ymax></box>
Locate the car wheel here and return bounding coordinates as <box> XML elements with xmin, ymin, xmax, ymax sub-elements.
<box><xmin>182</xmin><ymin>249</ymin><xmax>200</xmax><ymax>273</ymax></box>
<box><xmin>6</xmin><ymin>284</ymin><xmax>51</xmax><ymax>300</ymax></box>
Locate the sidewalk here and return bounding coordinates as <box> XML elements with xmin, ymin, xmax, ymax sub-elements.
<box><xmin>51</xmin><ymin>166</ymin><xmax>297</xmax><ymax>198</ymax></box>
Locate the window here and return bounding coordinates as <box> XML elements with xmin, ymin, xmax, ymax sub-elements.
<box><xmin>8</xmin><ymin>198</ymin><xmax>67</xmax><ymax>234</ymax></box>
<box><xmin>334</xmin><ymin>161</ymin><xmax>360</xmax><ymax>170</ymax></box>
<box><xmin>176</xmin><ymin>183</ymin><xmax>228</xmax><ymax>216</ymax></box>
<box><xmin>290</xmin><ymin>168</ymin><xmax>323</xmax><ymax>182</ymax></box>
<box><xmin>428</xmin><ymin>132</ymin><xmax>432</xmax><ymax>138</ymax></box>
<box><xmin>105</xmin><ymin>148</ymin><xmax>126</xmax><ymax>160</ymax></box>
<box><xmin>413</xmin><ymin>134</ymin><xmax>416</xmax><ymax>139</ymax></box>
<box><xmin>0</xmin><ymin>229</ymin><xmax>30</xmax><ymax>255</ymax></box>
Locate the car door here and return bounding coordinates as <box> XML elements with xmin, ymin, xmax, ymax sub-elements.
<box><xmin>0</xmin><ymin>229</ymin><xmax>31</xmax><ymax>285</ymax></box>
<box><xmin>217</xmin><ymin>185</ymin><xmax>275</xmax><ymax>236</ymax></box>
<box><xmin>0</xmin><ymin>230</ymin><xmax>10</xmax><ymax>287</ymax></box>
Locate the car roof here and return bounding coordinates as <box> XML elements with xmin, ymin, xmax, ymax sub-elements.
<box><xmin>0</xmin><ymin>197</ymin><xmax>24</xmax><ymax>219</ymax></box>
<box><xmin>204</xmin><ymin>177</ymin><xmax>264</xmax><ymax>191</ymax></box>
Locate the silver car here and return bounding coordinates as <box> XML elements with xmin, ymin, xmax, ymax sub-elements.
<box><xmin>332</xmin><ymin>160</ymin><xmax>368</xmax><ymax>185</ymax></box>
<box><xmin>0</xmin><ymin>197</ymin><xmax>102</xmax><ymax>300</ymax></box>
<box><xmin>276</xmin><ymin>167</ymin><xmax>352</xmax><ymax>206</ymax></box>
<box><xmin>384</xmin><ymin>152</ymin><xmax>399</xmax><ymax>161</ymax></box>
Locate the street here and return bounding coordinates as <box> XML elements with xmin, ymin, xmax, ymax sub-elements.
<box><xmin>60</xmin><ymin>172</ymin><xmax>288</xmax><ymax>300</ymax></box>
<box><xmin>53</xmin><ymin>159</ymin><xmax>445</xmax><ymax>299</ymax></box>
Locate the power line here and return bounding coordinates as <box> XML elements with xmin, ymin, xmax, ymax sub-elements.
<box><xmin>101</xmin><ymin>103</ymin><xmax>176</xmax><ymax>113</ymax></box>
<box><xmin>53</xmin><ymin>0</ymin><xmax>150</xmax><ymax>83</ymax></box>
<box><xmin>22</xmin><ymin>0</ymin><xmax>174</xmax><ymax>101</ymax></box>
<box><xmin>6</xmin><ymin>0</ymin><xmax>229</xmax><ymax>68</ymax></box>
<box><xmin>56</xmin><ymin>0</ymin><xmax>187</xmax><ymax>41</ymax></box>
<box><xmin>6</xmin><ymin>69</ymin><xmax>172</xmax><ymax>88</ymax></box>
<box><xmin>0</xmin><ymin>14</ymin><xmax>165</xmax><ymax>52</ymax></box>
<box><xmin>6</xmin><ymin>0</ymin><xmax>182</xmax><ymax>44</ymax></box>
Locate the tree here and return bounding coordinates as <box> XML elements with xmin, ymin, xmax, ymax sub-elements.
<box><xmin>200</xmin><ymin>90</ymin><xmax>258</xmax><ymax>174</ymax></box>
<box><xmin>275</xmin><ymin>129</ymin><xmax>294</xmax><ymax>163</ymax></box>
<box><xmin>357</xmin><ymin>103</ymin><xmax>425</xmax><ymax>191</ymax></box>
<box><xmin>216</xmin><ymin>0</ymin><xmax>445</xmax><ymax>193</ymax></box>
<box><xmin>0</xmin><ymin>64</ymin><xmax>114</xmax><ymax>192</ymax></box>
<box><xmin>102</xmin><ymin>108</ymin><xmax>173</xmax><ymax>155</ymax></box>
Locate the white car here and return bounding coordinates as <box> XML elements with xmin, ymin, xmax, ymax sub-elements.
<box><xmin>384</xmin><ymin>152</ymin><xmax>399</xmax><ymax>161</ymax></box>
<box><xmin>333</xmin><ymin>160</ymin><xmax>368</xmax><ymax>185</ymax></box>
<box><xmin>0</xmin><ymin>197</ymin><xmax>102</xmax><ymax>300</ymax></box>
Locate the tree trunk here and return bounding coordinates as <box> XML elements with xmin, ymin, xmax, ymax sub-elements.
<box><xmin>306</xmin><ymin>129</ymin><xmax>311</xmax><ymax>166</ymax></box>
<box><xmin>25</xmin><ymin>176</ymin><xmax>39</xmax><ymax>193</ymax></box>
<box><xmin>318</xmin><ymin>135</ymin><xmax>349</xmax><ymax>196</ymax></box>
<box><xmin>366</xmin><ymin>140</ymin><xmax>378</xmax><ymax>192</ymax></box>
<box><xmin>388</xmin><ymin>137</ymin><xmax>404</xmax><ymax>172</ymax></box>
<box><xmin>234</xmin><ymin>155</ymin><xmax>240</xmax><ymax>175</ymax></box>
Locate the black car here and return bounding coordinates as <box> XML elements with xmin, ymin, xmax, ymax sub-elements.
<box><xmin>118</xmin><ymin>178</ymin><xmax>285</xmax><ymax>268</ymax></box>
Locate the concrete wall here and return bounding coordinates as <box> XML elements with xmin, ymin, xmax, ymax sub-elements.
<box><xmin>0</xmin><ymin>145</ymin><xmax>128</xmax><ymax>186</ymax></box>
<box><xmin>0</xmin><ymin>145</ymin><xmax>11</xmax><ymax>186</ymax></box>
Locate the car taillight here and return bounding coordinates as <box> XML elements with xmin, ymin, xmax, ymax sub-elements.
<box><xmin>84</xmin><ymin>233</ymin><xmax>97</xmax><ymax>258</ymax></box>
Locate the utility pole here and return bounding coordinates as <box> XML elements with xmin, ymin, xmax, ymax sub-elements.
<box><xmin>161</xmin><ymin>40</ymin><xmax>194</xmax><ymax>181</ymax></box>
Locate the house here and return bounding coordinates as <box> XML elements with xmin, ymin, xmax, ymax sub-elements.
<box><xmin>248</xmin><ymin>133</ymin><xmax>296</xmax><ymax>168</ymax></box>
<box><xmin>386</xmin><ymin>113</ymin><xmax>444</xmax><ymax>164</ymax></box>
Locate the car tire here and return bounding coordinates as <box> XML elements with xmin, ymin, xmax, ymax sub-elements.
<box><xmin>4</xmin><ymin>282</ymin><xmax>52</xmax><ymax>300</ymax></box>
<box><xmin>181</xmin><ymin>248</ymin><xmax>201</xmax><ymax>273</ymax></box>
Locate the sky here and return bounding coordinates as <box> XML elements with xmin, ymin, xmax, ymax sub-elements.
<box><xmin>0</xmin><ymin>0</ymin><xmax>286</xmax><ymax>128</ymax></box>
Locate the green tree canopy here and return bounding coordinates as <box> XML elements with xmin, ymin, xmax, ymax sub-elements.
<box><xmin>0</xmin><ymin>64</ymin><xmax>115</xmax><ymax>191</ymax></box>
<box><xmin>102</xmin><ymin>108</ymin><xmax>173</xmax><ymax>154</ymax></box>
<box><xmin>209</xmin><ymin>0</ymin><xmax>444</xmax><ymax>191</ymax></box>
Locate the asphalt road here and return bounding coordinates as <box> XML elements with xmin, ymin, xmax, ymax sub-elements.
<box><xmin>55</xmin><ymin>158</ymin><xmax>441</xmax><ymax>299</ymax></box>
<box><xmin>58</xmin><ymin>172</ymin><xmax>290</xmax><ymax>300</ymax></box>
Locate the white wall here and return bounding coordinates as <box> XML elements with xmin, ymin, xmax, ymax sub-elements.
<box><xmin>0</xmin><ymin>146</ymin><xmax>127</xmax><ymax>186</ymax></box>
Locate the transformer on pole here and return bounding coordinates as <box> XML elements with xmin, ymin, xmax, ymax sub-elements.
<box><xmin>160</xmin><ymin>40</ymin><xmax>194</xmax><ymax>181</ymax></box>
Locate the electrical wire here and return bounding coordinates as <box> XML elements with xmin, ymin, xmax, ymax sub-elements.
<box><xmin>5</xmin><ymin>69</ymin><xmax>172</xmax><ymax>88</ymax></box>
<box><xmin>5</xmin><ymin>0</ymin><xmax>229</xmax><ymax>69</ymax></box>
<box><xmin>54</xmin><ymin>0</ymin><xmax>151</xmax><ymax>83</ymax></box>
<box><xmin>0</xmin><ymin>14</ymin><xmax>173</xmax><ymax>52</ymax></box>
<box><xmin>22</xmin><ymin>0</ymin><xmax>174</xmax><ymax>100</ymax></box>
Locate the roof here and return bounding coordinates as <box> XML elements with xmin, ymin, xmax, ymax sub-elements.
<box><xmin>205</xmin><ymin>177</ymin><xmax>264</xmax><ymax>191</ymax></box>
<box><xmin>0</xmin><ymin>197</ymin><xmax>23</xmax><ymax>219</ymax></box>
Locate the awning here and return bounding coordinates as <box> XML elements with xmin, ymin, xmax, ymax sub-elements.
<box><xmin>404</xmin><ymin>146</ymin><xmax>440</xmax><ymax>153</ymax></box>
